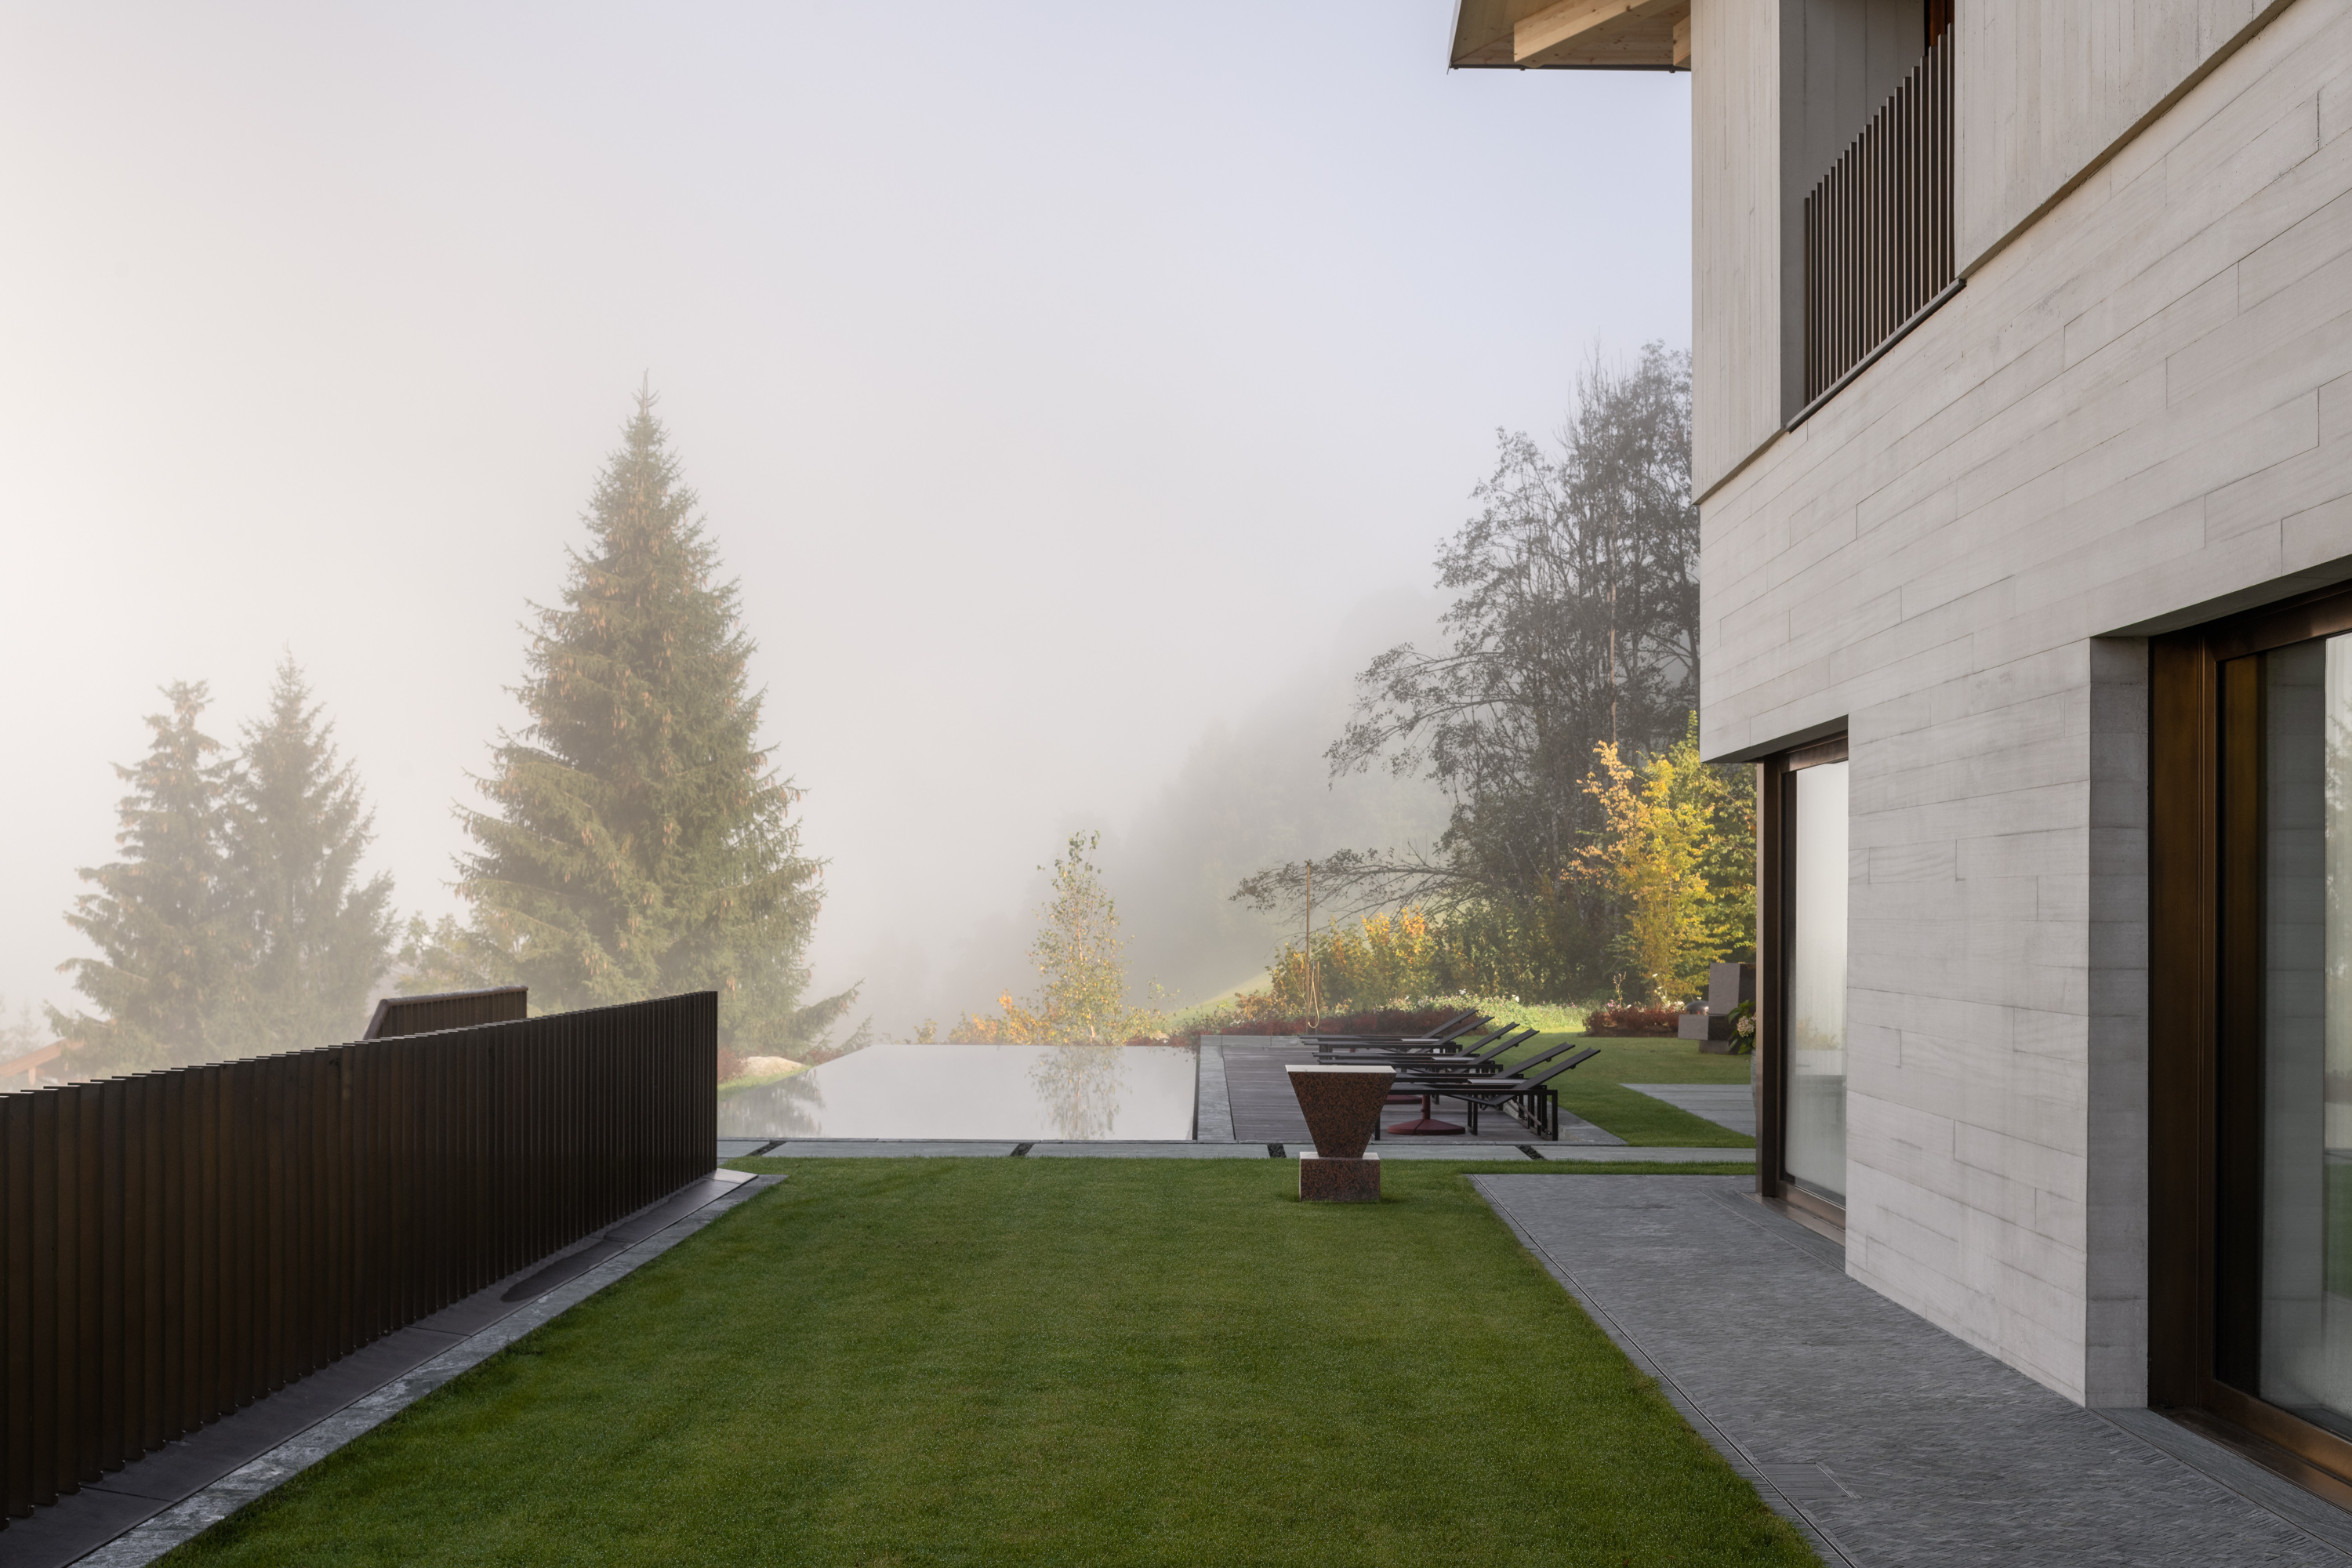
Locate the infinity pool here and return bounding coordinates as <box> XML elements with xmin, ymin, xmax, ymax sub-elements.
<box><xmin>715</xmin><ymin>1043</ymin><xmax>1198</xmax><ymax>1141</ymax></box>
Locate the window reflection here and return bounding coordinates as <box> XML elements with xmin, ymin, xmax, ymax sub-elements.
<box><xmin>2257</xmin><ymin>637</ymin><xmax>2352</xmax><ymax>1432</ymax></box>
<box><xmin>1786</xmin><ymin>760</ymin><xmax>1849</xmax><ymax>1203</ymax></box>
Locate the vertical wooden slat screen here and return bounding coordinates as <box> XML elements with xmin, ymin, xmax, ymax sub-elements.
<box><xmin>1802</xmin><ymin>20</ymin><xmax>1955</xmax><ymax>405</ymax></box>
<box><xmin>0</xmin><ymin>989</ymin><xmax>716</xmax><ymax>1527</ymax></box>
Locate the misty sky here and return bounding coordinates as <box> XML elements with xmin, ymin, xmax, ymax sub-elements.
<box><xmin>1</xmin><ymin>2</ymin><xmax>1690</xmax><ymax>1043</ymax></box>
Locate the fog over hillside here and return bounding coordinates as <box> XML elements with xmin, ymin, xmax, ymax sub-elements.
<box><xmin>826</xmin><ymin>593</ymin><xmax>1454</xmax><ymax>1039</ymax></box>
<box><xmin>0</xmin><ymin>2</ymin><xmax>1690</xmax><ymax>1054</ymax></box>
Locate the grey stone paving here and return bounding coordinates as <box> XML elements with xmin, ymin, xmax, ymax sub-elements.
<box><xmin>67</xmin><ymin>1171</ymin><xmax>782</xmax><ymax>1568</ymax></box>
<box><xmin>1624</xmin><ymin>1082</ymin><xmax>1758</xmax><ymax>1137</ymax></box>
<box><xmin>747</xmin><ymin>1139</ymin><xmax>1022</xmax><ymax>1157</ymax></box>
<box><xmin>1221</xmin><ymin>1043</ymin><xmax>1621</xmax><ymax>1145</ymax></box>
<box><xmin>724</xmin><ymin>1138</ymin><xmax>1749</xmax><ymax>1162</ymax></box>
<box><xmin>1357</xmin><ymin>1142</ymin><xmax>1747</xmax><ymax>1163</ymax></box>
<box><xmin>1193</xmin><ymin>1044</ymin><xmax>1236</xmax><ymax>1141</ymax></box>
<box><xmin>1029</xmin><ymin>1141</ymin><xmax>1266</xmax><ymax>1158</ymax></box>
<box><xmin>1474</xmin><ymin>1173</ymin><xmax>2352</xmax><ymax>1566</ymax></box>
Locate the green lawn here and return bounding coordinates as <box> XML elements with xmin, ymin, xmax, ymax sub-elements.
<box><xmin>1493</xmin><ymin>1034</ymin><xmax>1755</xmax><ymax>1149</ymax></box>
<box><xmin>167</xmin><ymin>1157</ymin><xmax>1801</xmax><ymax>1568</ymax></box>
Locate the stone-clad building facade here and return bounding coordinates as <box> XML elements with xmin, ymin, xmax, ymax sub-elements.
<box><xmin>1451</xmin><ymin>0</ymin><xmax>2352</xmax><ymax>1493</ymax></box>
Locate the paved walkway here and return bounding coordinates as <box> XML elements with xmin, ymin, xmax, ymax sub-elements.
<box><xmin>1475</xmin><ymin>1173</ymin><xmax>2352</xmax><ymax>1566</ymax></box>
<box><xmin>714</xmin><ymin>1042</ymin><xmax>1752</xmax><ymax>1165</ymax></box>
<box><xmin>720</xmin><ymin>1137</ymin><xmax>1748</xmax><ymax>1163</ymax></box>
<box><xmin>1207</xmin><ymin>1040</ymin><xmax>1625</xmax><ymax>1146</ymax></box>
<box><xmin>1624</xmin><ymin>1081</ymin><xmax>1757</xmax><ymax>1137</ymax></box>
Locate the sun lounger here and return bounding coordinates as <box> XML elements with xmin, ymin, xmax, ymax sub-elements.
<box><xmin>1405</xmin><ymin>1047</ymin><xmax>1602</xmax><ymax>1141</ymax></box>
<box><xmin>1373</xmin><ymin>1037</ymin><xmax>1586</xmax><ymax>1138</ymax></box>
<box><xmin>1296</xmin><ymin>1011</ymin><xmax>1488</xmax><ymax>1048</ymax></box>
<box><xmin>1316</xmin><ymin>1025</ymin><xmax>1533</xmax><ymax>1068</ymax></box>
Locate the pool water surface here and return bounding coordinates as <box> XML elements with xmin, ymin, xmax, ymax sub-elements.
<box><xmin>716</xmin><ymin>1043</ymin><xmax>1198</xmax><ymax>1141</ymax></box>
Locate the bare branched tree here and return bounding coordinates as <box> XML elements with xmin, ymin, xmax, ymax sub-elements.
<box><xmin>1234</xmin><ymin>343</ymin><xmax>1697</xmax><ymax>996</ymax></box>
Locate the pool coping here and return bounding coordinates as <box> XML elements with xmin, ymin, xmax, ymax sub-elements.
<box><xmin>720</xmin><ymin>1138</ymin><xmax>1752</xmax><ymax>1163</ymax></box>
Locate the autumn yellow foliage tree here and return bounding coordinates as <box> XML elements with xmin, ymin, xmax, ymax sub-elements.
<box><xmin>1268</xmin><ymin>907</ymin><xmax>1441</xmax><ymax>1014</ymax></box>
<box><xmin>1577</xmin><ymin>717</ymin><xmax>1755</xmax><ymax>1005</ymax></box>
<box><xmin>953</xmin><ymin>831</ymin><xmax>1160</xmax><ymax>1044</ymax></box>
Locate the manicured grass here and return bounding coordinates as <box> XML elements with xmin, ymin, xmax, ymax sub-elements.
<box><xmin>167</xmin><ymin>1158</ymin><xmax>1801</xmax><ymax>1567</ymax></box>
<box><xmin>1493</xmin><ymin>1035</ymin><xmax>1755</xmax><ymax>1149</ymax></box>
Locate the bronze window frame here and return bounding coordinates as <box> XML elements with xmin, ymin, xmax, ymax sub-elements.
<box><xmin>1759</xmin><ymin>734</ymin><xmax>1850</xmax><ymax>1231</ymax></box>
<box><xmin>2151</xmin><ymin>579</ymin><xmax>2352</xmax><ymax>1494</ymax></box>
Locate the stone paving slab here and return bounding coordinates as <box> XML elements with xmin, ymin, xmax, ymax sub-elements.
<box><xmin>723</xmin><ymin>1139</ymin><xmax>1750</xmax><ymax>1162</ymax></box>
<box><xmin>1624</xmin><ymin>1082</ymin><xmax>1759</xmax><ymax>1138</ymax></box>
<box><xmin>1193</xmin><ymin>1044</ymin><xmax>1236</xmax><ymax>1142</ymax></box>
<box><xmin>52</xmin><ymin>1170</ymin><xmax>779</xmax><ymax>1568</ymax></box>
<box><xmin>1358</xmin><ymin>1142</ymin><xmax>1749</xmax><ymax>1163</ymax></box>
<box><xmin>1474</xmin><ymin>1173</ymin><xmax>2352</xmax><ymax>1567</ymax></box>
<box><xmin>746</xmin><ymin>1139</ymin><xmax>1022</xmax><ymax>1157</ymax></box>
<box><xmin>1027</xmin><ymin>1141</ymin><xmax>1271</xmax><ymax>1158</ymax></box>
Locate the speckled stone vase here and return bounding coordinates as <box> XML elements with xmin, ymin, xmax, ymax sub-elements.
<box><xmin>1284</xmin><ymin>1064</ymin><xmax>1396</xmax><ymax>1160</ymax></box>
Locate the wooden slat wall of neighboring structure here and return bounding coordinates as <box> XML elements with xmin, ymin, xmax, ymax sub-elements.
<box><xmin>0</xmin><ymin>991</ymin><xmax>716</xmax><ymax>1526</ymax></box>
<box><xmin>364</xmin><ymin>985</ymin><xmax>529</xmax><ymax>1040</ymax></box>
<box><xmin>1802</xmin><ymin>24</ymin><xmax>1954</xmax><ymax>406</ymax></box>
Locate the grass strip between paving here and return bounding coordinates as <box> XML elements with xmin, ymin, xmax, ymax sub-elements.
<box><xmin>162</xmin><ymin>1157</ymin><xmax>1802</xmax><ymax>1568</ymax></box>
<box><xmin>1491</xmin><ymin>1034</ymin><xmax>1757</xmax><ymax>1149</ymax></box>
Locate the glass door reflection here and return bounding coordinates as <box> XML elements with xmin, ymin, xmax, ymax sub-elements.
<box><xmin>1785</xmin><ymin>758</ymin><xmax>1849</xmax><ymax>1205</ymax></box>
<box><xmin>2245</xmin><ymin>635</ymin><xmax>2352</xmax><ymax>1436</ymax></box>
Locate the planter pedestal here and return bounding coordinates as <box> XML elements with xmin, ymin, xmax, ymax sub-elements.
<box><xmin>1299</xmin><ymin>1152</ymin><xmax>1381</xmax><ymax>1202</ymax></box>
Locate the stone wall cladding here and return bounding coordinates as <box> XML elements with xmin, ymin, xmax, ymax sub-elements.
<box><xmin>1698</xmin><ymin>0</ymin><xmax>2351</xmax><ymax>1405</ymax></box>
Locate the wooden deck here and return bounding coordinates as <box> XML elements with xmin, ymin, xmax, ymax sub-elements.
<box><xmin>1218</xmin><ymin>1046</ymin><xmax>1549</xmax><ymax>1145</ymax></box>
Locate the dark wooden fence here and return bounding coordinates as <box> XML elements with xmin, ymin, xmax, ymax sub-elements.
<box><xmin>1802</xmin><ymin>21</ymin><xmax>1955</xmax><ymax>405</ymax></box>
<box><xmin>1</xmin><ymin>990</ymin><xmax>716</xmax><ymax>1526</ymax></box>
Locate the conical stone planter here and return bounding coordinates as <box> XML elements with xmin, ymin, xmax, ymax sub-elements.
<box><xmin>1286</xmin><ymin>1064</ymin><xmax>1394</xmax><ymax>1201</ymax></box>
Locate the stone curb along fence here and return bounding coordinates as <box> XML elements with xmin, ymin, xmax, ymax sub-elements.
<box><xmin>0</xmin><ymin>989</ymin><xmax>718</xmax><ymax>1528</ymax></box>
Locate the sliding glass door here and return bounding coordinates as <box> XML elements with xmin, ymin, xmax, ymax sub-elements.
<box><xmin>1762</xmin><ymin>736</ymin><xmax>1849</xmax><ymax>1219</ymax></box>
<box><xmin>2225</xmin><ymin>636</ymin><xmax>2352</xmax><ymax>1435</ymax></box>
<box><xmin>2151</xmin><ymin>586</ymin><xmax>2352</xmax><ymax>1490</ymax></box>
<box><xmin>1786</xmin><ymin>758</ymin><xmax>1850</xmax><ymax>1204</ymax></box>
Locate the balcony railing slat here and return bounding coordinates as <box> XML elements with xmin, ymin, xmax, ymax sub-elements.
<box><xmin>1802</xmin><ymin>24</ymin><xmax>1955</xmax><ymax>405</ymax></box>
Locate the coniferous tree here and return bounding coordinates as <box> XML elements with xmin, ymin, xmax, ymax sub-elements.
<box><xmin>221</xmin><ymin>656</ymin><xmax>397</xmax><ymax>1051</ymax></box>
<box><xmin>442</xmin><ymin>388</ymin><xmax>851</xmax><ymax>1051</ymax></box>
<box><xmin>53</xmin><ymin>682</ymin><xmax>245</xmax><ymax>1073</ymax></box>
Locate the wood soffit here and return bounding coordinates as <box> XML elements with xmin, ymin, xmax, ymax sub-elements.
<box><xmin>1448</xmin><ymin>0</ymin><xmax>1690</xmax><ymax>71</ymax></box>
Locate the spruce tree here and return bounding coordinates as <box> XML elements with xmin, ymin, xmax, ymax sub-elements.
<box><xmin>447</xmin><ymin>387</ymin><xmax>849</xmax><ymax>1050</ymax></box>
<box><xmin>221</xmin><ymin>657</ymin><xmax>397</xmax><ymax>1051</ymax></box>
<box><xmin>53</xmin><ymin>682</ymin><xmax>245</xmax><ymax>1072</ymax></box>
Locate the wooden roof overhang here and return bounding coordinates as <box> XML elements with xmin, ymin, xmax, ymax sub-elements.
<box><xmin>1447</xmin><ymin>0</ymin><xmax>1690</xmax><ymax>71</ymax></box>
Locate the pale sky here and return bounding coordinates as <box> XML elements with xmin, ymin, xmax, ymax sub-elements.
<box><xmin>0</xmin><ymin>2</ymin><xmax>1691</xmax><ymax>1044</ymax></box>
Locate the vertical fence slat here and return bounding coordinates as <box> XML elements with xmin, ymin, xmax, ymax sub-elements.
<box><xmin>73</xmin><ymin>1086</ymin><xmax>100</xmax><ymax>1488</ymax></box>
<box><xmin>99</xmin><ymin>1078</ymin><xmax>125</xmax><ymax>1474</ymax></box>
<box><xmin>5</xmin><ymin>1094</ymin><xmax>33</xmax><ymax>1519</ymax></box>
<box><xmin>30</xmin><ymin>1092</ymin><xmax>58</xmax><ymax>1510</ymax></box>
